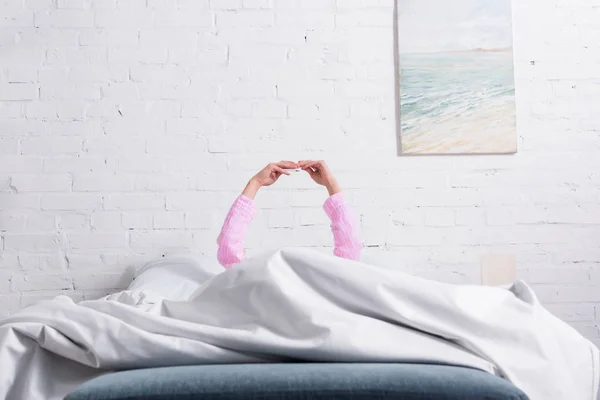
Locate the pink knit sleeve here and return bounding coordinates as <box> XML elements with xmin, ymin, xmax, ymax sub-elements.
<box><xmin>323</xmin><ymin>192</ymin><xmax>362</xmax><ymax>261</ymax></box>
<box><xmin>217</xmin><ymin>195</ymin><xmax>256</xmax><ymax>268</ymax></box>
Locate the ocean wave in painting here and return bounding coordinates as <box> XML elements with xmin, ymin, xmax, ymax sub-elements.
<box><xmin>400</xmin><ymin>52</ymin><xmax>517</xmax><ymax>154</ymax></box>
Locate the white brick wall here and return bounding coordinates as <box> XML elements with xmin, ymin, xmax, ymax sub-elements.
<box><xmin>1</xmin><ymin>0</ymin><xmax>600</xmax><ymax>345</ymax></box>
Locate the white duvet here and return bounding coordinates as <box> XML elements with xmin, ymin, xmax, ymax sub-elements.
<box><xmin>0</xmin><ymin>248</ymin><xmax>597</xmax><ymax>400</ymax></box>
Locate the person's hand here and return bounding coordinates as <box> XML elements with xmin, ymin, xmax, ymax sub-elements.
<box><xmin>253</xmin><ymin>161</ymin><xmax>297</xmax><ymax>186</ymax></box>
<box><xmin>242</xmin><ymin>161</ymin><xmax>298</xmax><ymax>199</ymax></box>
<box><xmin>298</xmin><ymin>160</ymin><xmax>341</xmax><ymax>196</ymax></box>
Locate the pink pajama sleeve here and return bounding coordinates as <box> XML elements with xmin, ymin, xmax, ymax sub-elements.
<box><xmin>217</xmin><ymin>193</ymin><xmax>362</xmax><ymax>268</ymax></box>
<box><xmin>216</xmin><ymin>195</ymin><xmax>257</xmax><ymax>268</ymax></box>
<box><xmin>322</xmin><ymin>192</ymin><xmax>362</xmax><ymax>261</ymax></box>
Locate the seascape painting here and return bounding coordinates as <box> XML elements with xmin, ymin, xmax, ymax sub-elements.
<box><xmin>397</xmin><ymin>0</ymin><xmax>517</xmax><ymax>154</ymax></box>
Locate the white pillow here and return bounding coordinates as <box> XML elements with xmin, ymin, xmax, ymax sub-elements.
<box><xmin>128</xmin><ymin>255</ymin><xmax>222</xmax><ymax>301</ymax></box>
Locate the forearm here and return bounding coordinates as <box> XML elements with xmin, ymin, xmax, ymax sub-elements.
<box><xmin>217</xmin><ymin>194</ymin><xmax>256</xmax><ymax>268</ymax></box>
<box><xmin>324</xmin><ymin>192</ymin><xmax>362</xmax><ymax>261</ymax></box>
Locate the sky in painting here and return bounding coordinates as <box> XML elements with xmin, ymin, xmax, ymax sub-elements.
<box><xmin>397</xmin><ymin>0</ymin><xmax>513</xmax><ymax>54</ymax></box>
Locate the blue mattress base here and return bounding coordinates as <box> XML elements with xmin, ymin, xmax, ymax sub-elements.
<box><xmin>66</xmin><ymin>363</ymin><xmax>529</xmax><ymax>400</ymax></box>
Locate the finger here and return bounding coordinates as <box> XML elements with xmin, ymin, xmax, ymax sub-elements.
<box><xmin>273</xmin><ymin>166</ymin><xmax>290</xmax><ymax>176</ymax></box>
<box><xmin>297</xmin><ymin>160</ymin><xmax>314</xmax><ymax>168</ymax></box>
<box><xmin>270</xmin><ymin>171</ymin><xmax>282</xmax><ymax>182</ymax></box>
<box><xmin>300</xmin><ymin>160</ymin><xmax>318</xmax><ymax>169</ymax></box>
<box><xmin>310</xmin><ymin>160</ymin><xmax>327</xmax><ymax>172</ymax></box>
<box><xmin>304</xmin><ymin>167</ymin><xmax>318</xmax><ymax>177</ymax></box>
<box><xmin>277</xmin><ymin>161</ymin><xmax>298</xmax><ymax>169</ymax></box>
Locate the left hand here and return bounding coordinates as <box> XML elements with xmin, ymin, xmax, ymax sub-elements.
<box><xmin>252</xmin><ymin>161</ymin><xmax>297</xmax><ymax>187</ymax></box>
<box><xmin>298</xmin><ymin>160</ymin><xmax>341</xmax><ymax>196</ymax></box>
<box><xmin>242</xmin><ymin>161</ymin><xmax>298</xmax><ymax>199</ymax></box>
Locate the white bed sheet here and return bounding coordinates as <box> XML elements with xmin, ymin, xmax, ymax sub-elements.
<box><xmin>0</xmin><ymin>248</ymin><xmax>597</xmax><ymax>400</ymax></box>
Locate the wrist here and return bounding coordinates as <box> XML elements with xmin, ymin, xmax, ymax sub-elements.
<box><xmin>326</xmin><ymin>181</ymin><xmax>341</xmax><ymax>197</ymax></box>
<box><xmin>242</xmin><ymin>178</ymin><xmax>262</xmax><ymax>200</ymax></box>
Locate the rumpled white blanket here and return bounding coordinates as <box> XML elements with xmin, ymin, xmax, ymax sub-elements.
<box><xmin>0</xmin><ymin>248</ymin><xmax>597</xmax><ymax>400</ymax></box>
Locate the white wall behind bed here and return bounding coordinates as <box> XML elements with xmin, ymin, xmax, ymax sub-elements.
<box><xmin>1</xmin><ymin>0</ymin><xmax>599</xmax><ymax>343</ymax></box>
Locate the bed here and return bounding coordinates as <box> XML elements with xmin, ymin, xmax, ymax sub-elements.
<box><xmin>65</xmin><ymin>363</ymin><xmax>529</xmax><ymax>400</ymax></box>
<box><xmin>4</xmin><ymin>250</ymin><xmax>595</xmax><ymax>399</ymax></box>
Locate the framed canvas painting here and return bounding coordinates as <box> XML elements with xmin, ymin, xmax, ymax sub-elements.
<box><xmin>397</xmin><ymin>0</ymin><xmax>517</xmax><ymax>154</ymax></box>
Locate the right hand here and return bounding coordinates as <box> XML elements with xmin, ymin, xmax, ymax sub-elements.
<box><xmin>297</xmin><ymin>160</ymin><xmax>341</xmax><ymax>196</ymax></box>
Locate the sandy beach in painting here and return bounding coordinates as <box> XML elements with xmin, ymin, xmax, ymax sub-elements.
<box><xmin>400</xmin><ymin>51</ymin><xmax>516</xmax><ymax>154</ymax></box>
<box><xmin>397</xmin><ymin>0</ymin><xmax>517</xmax><ymax>154</ymax></box>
